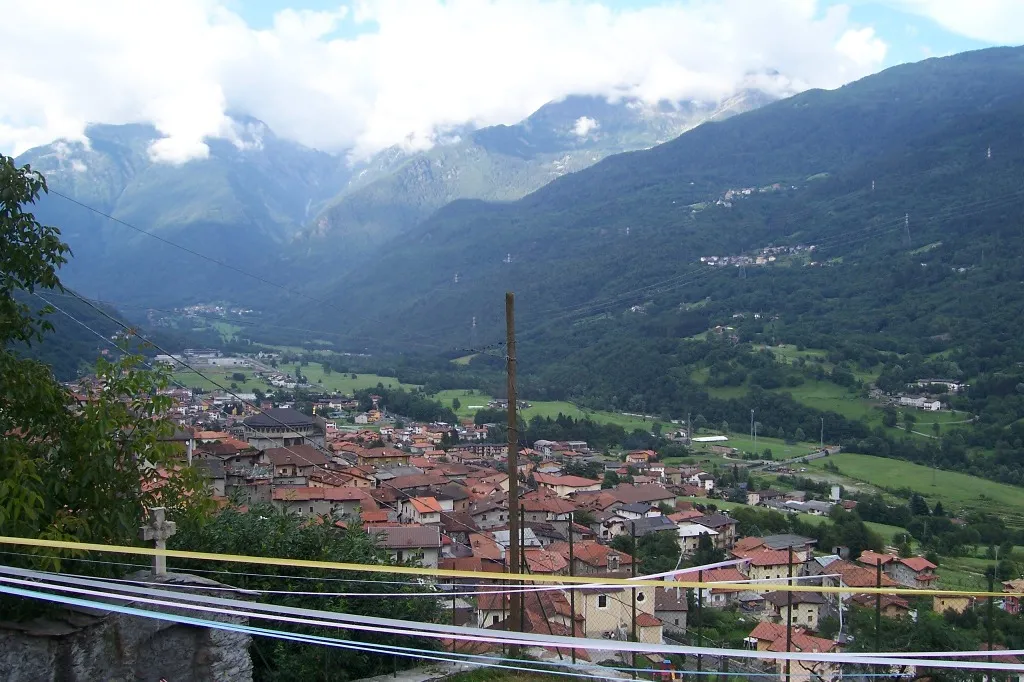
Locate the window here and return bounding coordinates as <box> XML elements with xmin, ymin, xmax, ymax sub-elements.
<box><xmin>492</xmin><ymin>615</ymin><xmax>500</xmax><ymax>625</ymax></box>
<box><xmin>396</xmin><ymin>550</ymin><xmax>404</xmax><ymax>562</ymax></box>
<box><xmin>674</xmin><ymin>619</ymin><xmax>679</xmax><ymax>626</ymax></box>
<box><xmin>597</xmin><ymin>595</ymin><xmax>608</xmax><ymax>608</ymax></box>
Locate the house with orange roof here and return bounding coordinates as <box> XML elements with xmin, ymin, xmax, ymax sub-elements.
<box><xmin>521</xmin><ymin>496</ymin><xmax>577</xmax><ymax>522</ymax></box>
<box><xmin>534</xmin><ymin>473</ymin><xmax>601</xmax><ymax>497</ymax></box>
<box><xmin>355</xmin><ymin>447</ymin><xmax>411</xmax><ymax>468</ymax></box>
<box><xmin>668</xmin><ymin>509</ymin><xmax>704</xmax><ymax>524</ymax></box>
<box><xmin>625</xmin><ymin>450</ymin><xmax>655</xmax><ymax>465</ymax></box>
<box><xmin>361</xmin><ymin>509</ymin><xmax>391</xmax><ymax>527</ymax></box>
<box><xmin>747</xmin><ymin>623</ymin><xmax>841</xmax><ymax>682</ymax></box>
<box><xmin>565</xmin><ymin>578</ymin><xmax>660</xmax><ymax>643</ymax></box>
<box><xmin>733</xmin><ymin>547</ymin><xmax>803</xmax><ymax>586</ymax></box>
<box><xmin>1003</xmin><ymin>578</ymin><xmax>1024</xmax><ymax>614</ymax></box>
<box><xmin>271</xmin><ymin>486</ymin><xmax>375</xmax><ymax>518</ymax></box>
<box><xmin>547</xmin><ymin>540</ymin><xmax>634</xmax><ymax>576</ymax></box>
<box><xmin>522</xmin><ymin>547</ymin><xmax>569</xmax><ymax>574</ymax></box>
<box><xmin>850</xmin><ymin>593</ymin><xmax>911</xmax><ymax>618</ymax></box>
<box><xmin>399</xmin><ymin>496</ymin><xmax>443</xmax><ymax>524</ymax></box>
<box><xmin>477</xmin><ymin>589</ymin><xmax>588</xmax><ymax>656</ymax></box>
<box><xmin>688</xmin><ymin>566</ymin><xmax>748</xmax><ymax>607</ymax></box>
<box><xmin>892</xmin><ymin>556</ymin><xmax>939</xmax><ymax>589</ymax></box>
<box><xmin>336</xmin><ymin>466</ymin><xmax>375</xmax><ymax>488</ymax></box>
<box><xmin>810</xmin><ymin>557</ymin><xmax>897</xmax><ymax>605</ymax></box>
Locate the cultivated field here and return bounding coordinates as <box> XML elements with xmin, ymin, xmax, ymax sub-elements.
<box><xmin>808</xmin><ymin>452</ymin><xmax>1024</xmax><ymax>527</ymax></box>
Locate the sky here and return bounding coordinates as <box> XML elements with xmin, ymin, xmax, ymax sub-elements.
<box><xmin>1</xmin><ymin>0</ymin><xmax>1019</xmax><ymax>164</ymax></box>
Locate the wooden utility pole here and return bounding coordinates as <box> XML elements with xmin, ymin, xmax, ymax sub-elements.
<box><xmin>786</xmin><ymin>546</ymin><xmax>794</xmax><ymax>682</ymax></box>
<box><xmin>506</xmin><ymin>292</ymin><xmax>522</xmax><ymax>653</ymax></box>
<box><xmin>569</xmin><ymin>512</ymin><xmax>576</xmax><ymax>664</ymax></box>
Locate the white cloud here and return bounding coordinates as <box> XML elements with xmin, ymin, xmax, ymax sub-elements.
<box><xmin>0</xmin><ymin>0</ymin><xmax>889</xmax><ymax>163</ymax></box>
<box><xmin>881</xmin><ymin>1</ymin><xmax>1024</xmax><ymax>44</ymax></box>
<box><xmin>836</xmin><ymin>27</ymin><xmax>888</xmax><ymax>66</ymax></box>
<box><xmin>572</xmin><ymin>116</ymin><xmax>600</xmax><ymax>138</ymax></box>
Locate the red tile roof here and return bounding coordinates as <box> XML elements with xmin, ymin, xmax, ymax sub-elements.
<box><xmin>738</xmin><ymin>548</ymin><xmax>798</xmax><ymax>567</ymax></box>
<box><xmin>858</xmin><ymin>551</ymin><xmax>898</xmax><ymax>566</ymax></box>
<box><xmin>899</xmin><ymin>556</ymin><xmax>937</xmax><ymax>572</ymax></box>
<box><xmin>548</xmin><ymin>540</ymin><xmax>634</xmax><ymax>568</ymax></box>
<box><xmin>826</xmin><ymin>560</ymin><xmax>898</xmax><ymax>588</ymax></box>
<box><xmin>636</xmin><ymin>613</ymin><xmax>662</xmax><ymax>627</ymax></box>
<box><xmin>687</xmin><ymin>567</ymin><xmax>748</xmax><ymax>592</ymax></box>
<box><xmin>534</xmin><ymin>473</ymin><xmax>601</xmax><ymax>488</ymax></box>
<box><xmin>523</xmin><ymin>548</ymin><xmax>569</xmax><ymax>573</ymax></box>
<box><xmin>749</xmin><ymin>621</ymin><xmax>790</xmax><ymax>642</ymax></box>
<box><xmin>409</xmin><ymin>496</ymin><xmax>443</xmax><ymax>514</ymax></box>
<box><xmin>263</xmin><ymin>444</ymin><xmax>330</xmax><ymax>468</ymax></box>
<box><xmin>271</xmin><ymin>487</ymin><xmax>373</xmax><ymax>503</ymax></box>
<box><xmin>766</xmin><ymin>631</ymin><xmax>838</xmax><ymax>653</ymax></box>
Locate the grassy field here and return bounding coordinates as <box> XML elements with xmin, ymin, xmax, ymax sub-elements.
<box><xmin>434</xmin><ymin>389</ymin><xmax>494</xmax><ymax>418</ymax></box>
<box><xmin>689</xmin><ymin>431</ymin><xmax>822</xmax><ymax>460</ymax></box>
<box><xmin>693</xmin><ymin>498</ymin><xmax>831</xmax><ymax>527</ymax></box>
<box><xmin>427</xmin><ymin>390</ymin><xmax>674</xmax><ymax>433</ymax></box>
<box><xmin>170</xmin><ymin>366</ymin><xmax>266</xmax><ymax>393</ymax></box>
<box><xmin>808</xmin><ymin>452</ymin><xmax>1024</xmax><ymax>527</ymax></box>
<box><xmin>296</xmin><ymin>367</ymin><xmax>420</xmax><ymax>394</ymax></box>
<box><xmin>864</xmin><ymin>521</ymin><xmax>911</xmax><ymax>544</ymax></box>
<box><xmin>171</xmin><ymin>365</ymin><xmax>419</xmax><ymax>396</ymax></box>
<box><xmin>520</xmin><ymin>401</ymin><xmax>671</xmax><ymax>433</ymax></box>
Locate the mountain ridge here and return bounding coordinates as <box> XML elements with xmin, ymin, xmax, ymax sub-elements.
<box><xmin>283</xmin><ymin>45</ymin><xmax>1024</xmax><ymax>355</ymax></box>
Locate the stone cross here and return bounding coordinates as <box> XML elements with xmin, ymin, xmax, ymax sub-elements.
<box><xmin>139</xmin><ymin>507</ymin><xmax>176</xmax><ymax>577</ymax></box>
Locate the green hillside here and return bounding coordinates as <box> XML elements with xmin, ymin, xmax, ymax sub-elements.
<box><xmin>286</xmin><ymin>46</ymin><xmax>1024</xmax><ymax>491</ymax></box>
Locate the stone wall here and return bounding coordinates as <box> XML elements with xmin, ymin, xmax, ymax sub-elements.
<box><xmin>0</xmin><ymin>572</ymin><xmax>253</xmax><ymax>682</ymax></box>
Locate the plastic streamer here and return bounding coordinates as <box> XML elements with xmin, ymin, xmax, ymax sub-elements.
<box><xmin>2</xmin><ymin>568</ymin><xmax>1021</xmax><ymax>671</ymax></box>
<box><xmin>0</xmin><ymin>580</ymin><xmax>929</xmax><ymax>679</ymax></box>
<box><xmin>0</xmin><ymin>535</ymin><xmax>1003</xmax><ymax>597</ymax></box>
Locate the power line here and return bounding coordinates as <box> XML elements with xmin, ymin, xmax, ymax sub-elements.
<box><xmin>49</xmin><ymin>189</ymin><xmax>342</xmax><ymax>311</ymax></box>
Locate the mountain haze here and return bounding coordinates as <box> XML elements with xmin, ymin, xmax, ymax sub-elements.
<box><xmin>17</xmin><ymin>89</ymin><xmax>777</xmax><ymax>308</ymax></box>
<box><xmin>297</xmin><ymin>91</ymin><xmax>776</xmax><ymax>256</ymax></box>
<box><xmin>17</xmin><ymin>118</ymin><xmax>351</xmax><ymax>305</ymax></box>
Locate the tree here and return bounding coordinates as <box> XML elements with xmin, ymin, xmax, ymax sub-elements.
<box><xmin>932</xmin><ymin>421</ymin><xmax>940</xmax><ymax>437</ymax></box>
<box><xmin>882</xmin><ymin>405</ymin><xmax>898</xmax><ymax>428</ymax></box>
<box><xmin>794</xmin><ymin>427</ymin><xmax>806</xmax><ymax>442</ymax></box>
<box><xmin>933</xmin><ymin>501</ymin><xmax>945</xmax><ymax>517</ymax></box>
<box><xmin>0</xmin><ymin>157</ymin><xmax>209</xmax><ymax>617</ymax></box>
<box><xmin>452</xmin><ymin>397</ymin><xmax>461</xmax><ymax>411</ymax></box>
<box><xmin>903</xmin><ymin>411</ymin><xmax>917</xmax><ymax>432</ymax></box>
<box><xmin>231</xmin><ymin>372</ymin><xmax>246</xmax><ymax>382</ymax></box>
<box><xmin>910</xmin><ymin>493</ymin><xmax>931</xmax><ymax>517</ymax></box>
<box><xmin>573</xmin><ymin>509</ymin><xmax>596</xmax><ymax>527</ymax></box>
<box><xmin>602</xmin><ymin>470</ymin><xmax>621</xmax><ymax>489</ymax></box>
<box><xmin>321</xmin><ymin>361</ymin><xmax>332</xmax><ymax>375</ymax></box>
<box><xmin>691</xmin><ymin>533</ymin><xmax>725</xmax><ymax>567</ymax></box>
<box><xmin>172</xmin><ymin>506</ymin><xmax>442</xmax><ymax>681</ymax></box>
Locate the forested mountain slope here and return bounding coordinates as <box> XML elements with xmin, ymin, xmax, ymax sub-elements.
<box><xmin>305</xmin><ymin>46</ymin><xmax>1024</xmax><ymax>356</ymax></box>
<box><xmin>12</xmin><ymin>290</ymin><xmax>129</xmax><ymax>380</ymax></box>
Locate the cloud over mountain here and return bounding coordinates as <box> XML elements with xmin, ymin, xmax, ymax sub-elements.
<box><xmin>2</xmin><ymin>0</ymin><xmax>894</xmax><ymax>163</ymax></box>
